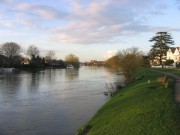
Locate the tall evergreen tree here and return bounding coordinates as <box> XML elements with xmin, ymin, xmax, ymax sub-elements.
<box><xmin>149</xmin><ymin>32</ymin><xmax>174</xmax><ymax>65</ymax></box>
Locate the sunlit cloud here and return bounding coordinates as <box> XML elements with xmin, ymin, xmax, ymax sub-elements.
<box><xmin>50</xmin><ymin>0</ymin><xmax>169</xmax><ymax>44</ymax></box>
<box><xmin>0</xmin><ymin>0</ymin><xmax>179</xmax><ymax>45</ymax></box>
<box><xmin>103</xmin><ymin>50</ymin><xmax>118</xmax><ymax>59</ymax></box>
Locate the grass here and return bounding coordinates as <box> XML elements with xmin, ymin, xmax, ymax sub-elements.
<box><xmin>77</xmin><ymin>69</ymin><xmax>180</xmax><ymax>135</ymax></box>
<box><xmin>155</xmin><ymin>68</ymin><xmax>180</xmax><ymax>76</ymax></box>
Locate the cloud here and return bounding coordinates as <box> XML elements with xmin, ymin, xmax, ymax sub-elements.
<box><xmin>1</xmin><ymin>0</ymin><xmax>179</xmax><ymax>45</ymax></box>
<box><xmin>103</xmin><ymin>50</ymin><xmax>118</xmax><ymax>59</ymax></box>
<box><xmin>16</xmin><ymin>3</ymin><xmax>67</xmax><ymax>20</ymax></box>
<box><xmin>150</xmin><ymin>27</ymin><xmax>180</xmax><ymax>32</ymax></box>
<box><xmin>51</xmin><ymin>22</ymin><xmax>125</xmax><ymax>44</ymax></box>
<box><xmin>51</xmin><ymin>0</ymin><xmax>166</xmax><ymax>44</ymax></box>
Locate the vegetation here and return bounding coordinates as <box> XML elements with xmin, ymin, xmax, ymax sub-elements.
<box><xmin>45</xmin><ymin>50</ymin><xmax>55</xmax><ymax>64</ymax></box>
<box><xmin>0</xmin><ymin>54</ymin><xmax>8</xmax><ymax>66</ymax></box>
<box><xmin>165</xmin><ymin>59</ymin><xmax>174</xmax><ymax>66</ymax></box>
<box><xmin>26</xmin><ymin>45</ymin><xmax>40</xmax><ymax>59</ymax></box>
<box><xmin>77</xmin><ymin>69</ymin><xmax>180</xmax><ymax>135</ymax></box>
<box><xmin>105</xmin><ymin>47</ymin><xmax>143</xmax><ymax>83</ymax></box>
<box><xmin>155</xmin><ymin>68</ymin><xmax>180</xmax><ymax>76</ymax></box>
<box><xmin>142</xmin><ymin>55</ymin><xmax>150</xmax><ymax>68</ymax></box>
<box><xmin>118</xmin><ymin>47</ymin><xmax>143</xmax><ymax>82</ymax></box>
<box><xmin>0</xmin><ymin>42</ymin><xmax>66</xmax><ymax>69</ymax></box>
<box><xmin>0</xmin><ymin>42</ymin><xmax>21</xmax><ymax>67</ymax></box>
<box><xmin>149</xmin><ymin>32</ymin><xmax>174</xmax><ymax>65</ymax></box>
<box><xmin>105</xmin><ymin>55</ymin><xmax>119</xmax><ymax>70</ymax></box>
<box><xmin>65</xmin><ymin>53</ymin><xmax>80</xmax><ymax>68</ymax></box>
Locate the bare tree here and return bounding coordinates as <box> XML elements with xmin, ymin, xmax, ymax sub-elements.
<box><xmin>26</xmin><ymin>45</ymin><xmax>39</xmax><ymax>59</ymax></box>
<box><xmin>0</xmin><ymin>42</ymin><xmax>21</xmax><ymax>58</ymax></box>
<box><xmin>105</xmin><ymin>55</ymin><xmax>120</xmax><ymax>70</ymax></box>
<box><xmin>0</xmin><ymin>42</ymin><xmax>21</xmax><ymax>66</ymax></box>
<box><xmin>118</xmin><ymin>47</ymin><xmax>143</xmax><ymax>83</ymax></box>
<box><xmin>45</xmin><ymin>50</ymin><xmax>55</xmax><ymax>62</ymax></box>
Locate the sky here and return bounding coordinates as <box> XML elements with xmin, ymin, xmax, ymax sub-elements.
<box><xmin>0</xmin><ymin>0</ymin><xmax>180</xmax><ymax>62</ymax></box>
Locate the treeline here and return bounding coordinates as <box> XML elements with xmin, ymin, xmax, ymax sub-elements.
<box><xmin>105</xmin><ymin>31</ymin><xmax>175</xmax><ymax>82</ymax></box>
<box><xmin>105</xmin><ymin>47</ymin><xmax>150</xmax><ymax>83</ymax></box>
<box><xmin>0</xmin><ymin>42</ymin><xmax>79</xmax><ymax>69</ymax></box>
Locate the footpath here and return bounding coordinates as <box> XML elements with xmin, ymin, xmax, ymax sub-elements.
<box><xmin>152</xmin><ymin>69</ymin><xmax>180</xmax><ymax>105</ymax></box>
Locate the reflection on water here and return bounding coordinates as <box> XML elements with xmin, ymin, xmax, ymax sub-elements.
<box><xmin>65</xmin><ymin>69</ymin><xmax>79</xmax><ymax>80</ymax></box>
<box><xmin>0</xmin><ymin>67</ymin><xmax>124</xmax><ymax>135</ymax></box>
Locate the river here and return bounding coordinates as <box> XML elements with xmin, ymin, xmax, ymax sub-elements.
<box><xmin>0</xmin><ymin>66</ymin><xmax>124</xmax><ymax>135</ymax></box>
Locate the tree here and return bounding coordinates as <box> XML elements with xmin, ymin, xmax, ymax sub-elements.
<box><xmin>165</xmin><ymin>59</ymin><xmax>174</xmax><ymax>66</ymax></box>
<box><xmin>0</xmin><ymin>54</ymin><xmax>8</xmax><ymax>67</ymax></box>
<box><xmin>105</xmin><ymin>55</ymin><xmax>120</xmax><ymax>70</ymax></box>
<box><xmin>149</xmin><ymin>32</ymin><xmax>174</xmax><ymax>65</ymax></box>
<box><xmin>65</xmin><ymin>54</ymin><xmax>79</xmax><ymax>68</ymax></box>
<box><xmin>26</xmin><ymin>45</ymin><xmax>39</xmax><ymax>59</ymax></box>
<box><xmin>26</xmin><ymin>45</ymin><xmax>44</xmax><ymax>68</ymax></box>
<box><xmin>0</xmin><ymin>42</ymin><xmax>21</xmax><ymax>67</ymax></box>
<box><xmin>142</xmin><ymin>55</ymin><xmax>150</xmax><ymax>68</ymax></box>
<box><xmin>118</xmin><ymin>47</ymin><xmax>143</xmax><ymax>83</ymax></box>
<box><xmin>29</xmin><ymin>55</ymin><xmax>45</xmax><ymax>67</ymax></box>
<box><xmin>45</xmin><ymin>50</ymin><xmax>55</xmax><ymax>64</ymax></box>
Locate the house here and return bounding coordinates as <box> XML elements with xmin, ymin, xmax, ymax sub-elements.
<box><xmin>151</xmin><ymin>47</ymin><xmax>180</xmax><ymax>68</ymax></box>
<box><xmin>166</xmin><ymin>47</ymin><xmax>180</xmax><ymax>63</ymax></box>
<box><xmin>20</xmin><ymin>57</ymin><xmax>29</xmax><ymax>65</ymax></box>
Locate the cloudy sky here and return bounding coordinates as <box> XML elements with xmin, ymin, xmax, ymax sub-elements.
<box><xmin>0</xmin><ymin>0</ymin><xmax>180</xmax><ymax>61</ymax></box>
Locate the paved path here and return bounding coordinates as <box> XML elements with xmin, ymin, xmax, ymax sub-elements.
<box><xmin>151</xmin><ymin>69</ymin><xmax>180</xmax><ymax>104</ymax></box>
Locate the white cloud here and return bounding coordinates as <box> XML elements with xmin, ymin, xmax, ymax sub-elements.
<box><xmin>103</xmin><ymin>50</ymin><xmax>118</xmax><ymax>59</ymax></box>
<box><xmin>51</xmin><ymin>0</ymin><xmax>165</xmax><ymax>44</ymax></box>
<box><xmin>1</xmin><ymin>0</ymin><xmax>179</xmax><ymax>45</ymax></box>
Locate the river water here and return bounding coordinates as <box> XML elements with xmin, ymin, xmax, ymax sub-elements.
<box><xmin>0</xmin><ymin>66</ymin><xmax>124</xmax><ymax>135</ymax></box>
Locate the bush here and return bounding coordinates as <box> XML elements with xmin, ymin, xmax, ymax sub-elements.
<box><xmin>165</xmin><ymin>59</ymin><xmax>174</xmax><ymax>66</ymax></box>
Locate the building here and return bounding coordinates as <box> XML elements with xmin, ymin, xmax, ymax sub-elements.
<box><xmin>166</xmin><ymin>47</ymin><xmax>180</xmax><ymax>63</ymax></box>
<box><xmin>151</xmin><ymin>47</ymin><xmax>180</xmax><ymax>68</ymax></box>
<box><xmin>84</xmin><ymin>60</ymin><xmax>105</xmax><ymax>66</ymax></box>
<box><xmin>20</xmin><ymin>57</ymin><xmax>29</xmax><ymax>65</ymax></box>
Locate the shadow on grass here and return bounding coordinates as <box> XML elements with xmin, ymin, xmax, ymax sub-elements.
<box><xmin>147</xmin><ymin>85</ymin><xmax>157</xmax><ymax>89</ymax></box>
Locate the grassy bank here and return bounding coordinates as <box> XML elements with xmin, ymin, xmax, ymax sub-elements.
<box><xmin>77</xmin><ymin>69</ymin><xmax>180</xmax><ymax>135</ymax></box>
<box><xmin>155</xmin><ymin>68</ymin><xmax>180</xmax><ymax>76</ymax></box>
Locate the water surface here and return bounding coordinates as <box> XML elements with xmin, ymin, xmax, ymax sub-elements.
<box><xmin>0</xmin><ymin>67</ymin><xmax>124</xmax><ymax>135</ymax></box>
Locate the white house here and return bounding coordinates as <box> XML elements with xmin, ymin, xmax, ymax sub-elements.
<box><xmin>166</xmin><ymin>47</ymin><xmax>180</xmax><ymax>63</ymax></box>
<box><xmin>151</xmin><ymin>47</ymin><xmax>180</xmax><ymax>68</ymax></box>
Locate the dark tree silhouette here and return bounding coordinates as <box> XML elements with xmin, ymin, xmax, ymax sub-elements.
<box><xmin>0</xmin><ymin>42</ymin><xmax>21</xmax><ymax>67</ymax></box>
<box><xmin>27</xmin><ymin>45</ymin><xmax>39</xmax><ymax>59</ymax></box>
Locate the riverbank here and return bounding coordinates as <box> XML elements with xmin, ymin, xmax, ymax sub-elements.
<box><xmin>77</xmin><ymin>69</ymin><xmax>180</xmax><ymax>135</ymax></box>
<box><xmin>155</xmin><ymin>68</ymin><xmax>180</xmax><ymax>76</ymax></box>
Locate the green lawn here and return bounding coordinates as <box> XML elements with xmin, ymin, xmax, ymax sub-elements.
<box><xmin>77</xmin><ymin>69</ymin><xmax>180</xmax><ymax>135</ymax></box>
<box><xmin>155</xmin><ymin>68</ymin><xmax>180</xmax><ymax>76</ymax></box>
